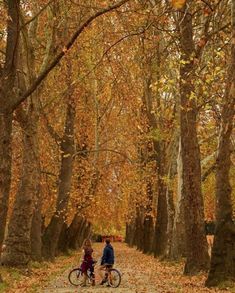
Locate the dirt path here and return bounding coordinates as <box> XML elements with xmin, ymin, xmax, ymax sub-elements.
<box><xmin>40</xmin><ymin>243</ymin><xmax>226</xmax><ymax>293</ymax></box>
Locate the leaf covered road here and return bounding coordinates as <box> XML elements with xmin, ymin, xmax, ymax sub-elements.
<box><xmin>40</xmin><ymin>243</ymin><xmax>226</xmax><ymax>293</ymax></box>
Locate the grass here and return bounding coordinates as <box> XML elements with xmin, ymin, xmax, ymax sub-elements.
<box><xmin>0</xmin><ymin>267</ymin><xmax>23</xmax><ymax>293</ymax></box>
<box><xmin>217</xmin><ymin>280</ymin><xmax>235</xmax><ymax>291</ymax></box>
<box><xmin>0</xmin><ymin>283</ymin><xmax>7</xmax><ymax>293</ymax></box>
<box><xmin>0</xmin><ymin>250</ymin><xmax>81</xmax><ymax>292</ymax></box>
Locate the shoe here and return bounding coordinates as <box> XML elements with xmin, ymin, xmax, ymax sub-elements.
<box><xmin>80</xmin><ymin>283</ymin><xmax>87</xmax><ymax>287</ymax></box>
<box><xmin>91</xmin><ymin>277</ymin><xmax>95</xmax><ymax>286</ymax></box>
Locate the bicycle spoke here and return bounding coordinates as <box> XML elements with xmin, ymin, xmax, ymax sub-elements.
<box><xmin>68</xmin><ymin>268</ymin><xmax>83</xmax><ymax>286</ymax></box>
<box><xmin>108</xmin><ymin>269</ymin><xmax>121</xmax><ymax>288</ymax></box>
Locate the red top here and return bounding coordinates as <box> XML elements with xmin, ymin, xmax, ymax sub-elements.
<box><xmin>84</xmin><ymin>247</ymin><xmax>93</xmax><ymax>261</ymax></box>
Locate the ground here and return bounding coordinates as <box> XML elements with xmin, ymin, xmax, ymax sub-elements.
<box><xmin>1</xmin><ymin>242</ymin><xmax>232</xmax><ymax>292</ymax></box>
<box><xmin>37</xmin><ymin>243</ymin><xmax>229</xmax><ymax>293</ymax></box>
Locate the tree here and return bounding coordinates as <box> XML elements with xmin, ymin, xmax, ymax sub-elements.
<box><xmin>0</xmin><ymin>0</ymin><xmax>20</xmax><ymax>249</ymax></box>
<box><xmin>176</xmin><ymin>0</ymin><xmax>210</xmax><ymax>274</ymax></box>
<box><xmin>206</xmin><ymin>0</ymin><xmax>235</xmax><ymax>286</ymax></box>
<box><xmin>0</xmin><ymin>0</ymin><xmax>130</xmax><ymax>265</ymax></box>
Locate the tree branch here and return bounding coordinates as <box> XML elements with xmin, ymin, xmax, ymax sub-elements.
<box><xmin>202</xmin><ymin>163</ymin><xmax>216</xmax><ymax>182</ymax></box>
<box><xmin>74</xmin><ymin>148</ymin><xmax>133</xmax><ymax>163</ymax></box>
<box><xmin>12</xmin><ymin>0</ymin><xmax>130</xmax><ymax>110</ymax></box>
<box><xmin>39</xmin><ymin>99</ymin><xmax>62</xmax><ymax>143</ymax></box>
<box><xmin>20</xmin><ymin>0</ymin><xmax>55</xmax><ymax>29</ymax></box>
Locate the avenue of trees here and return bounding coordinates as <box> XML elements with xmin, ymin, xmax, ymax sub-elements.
<box><xmin>0</xmin><ymin>0</ymin><xmax>234</xmax><ymax>289</ymax></box>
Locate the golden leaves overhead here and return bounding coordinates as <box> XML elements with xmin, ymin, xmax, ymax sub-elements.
<box><xmin>171</xmin><ymin>0</ymin><xmax>186</xmax><ymax>9</ymax></box>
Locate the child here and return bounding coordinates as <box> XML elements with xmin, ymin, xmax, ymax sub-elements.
<box><xmin>81</xmin><ymin>239</ymin><xmax>95</xmax><ymax>286</ymax></box>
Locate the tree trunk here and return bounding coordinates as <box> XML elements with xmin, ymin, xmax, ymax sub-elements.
<box><xmin>76</xmin><ymin>220</ymin><xmax>91</xmax><ymax>249</ymax></box>
<box><xmin>169</xmin><ymin>139</ymin><xmax>186</xmax><ymax>259</ymax></box>
<box><xmin>0</xmin><ymin>0</ymin><xmax>20</xmax><ymax>249</ymax></box>
<box><xmin>57</xmin><ymin>222</ymin><xmax>68</xmax><ymax>255</ymax></box>
<box><xmin>141</xmin><ymin>36</ymin><xmax>169</xmax><ymax>258</ymax></box>
<box><xmin>68</xmin><ymin>216</ymin><xmax>85</xmax><ymax>250</ymax></box>
<box><xmin>142</xmin><ymin>181</ymin><xmax>154</xmax><ymax>254</ymax></box>
<box><xmin>0</xmin><ymin>112</ymin><xmax>13</xmax><ymax>248</ymax></box>
<box><xmin>125</xmin><ymin>221</ymin><xmax>136</xmax><ymax>247</ymax></box>
<box><xmin>153</xmin><ymin>146</ymin><xmax>168</xmax><ymax>257</ymax></box>
<box><xmin>143</xmin><ymin>215</ymin><xmax>154</xmax><ymax>254</ymax></box>
<box><xmin>164</xmin><ymin>131</ymin><xmax>179</xmax><ymax>259</ymax></box>
<box><xmin>133</xmin><ymin>207</ymin><xmax>144</xmax><ymax>250</ymax></box>
<box><xmin>1</xmin><ymin>116</ymin><xmax>40</xmax><ymax>266</ymax></box>
<box><xmin>30</xmin><ymin>196</ymin><xmax>42</xmax><ymax>261</ymax></box>
<box><xmin>206</xmin><ymin>1</ymin><xmax>235</xmax><ymax>286</ymax></box>
<box><xmin>154</xmin><ymin>182</ymin><xmax>167</xmax><ymax>257</ymax></box>
<box><xmin>29</xmin><ymin>110</ymin><xmax>41</xmax><ymax>262</ymax></box>
<box><xmin>42</xmin><ymin>101</ymin><xmax>75</xmax><ymax>260</ymax></box>
<box><xmin>179</xmin><ymin>2</ymin><xmax>209</xmax><ymax>274</ymax></box>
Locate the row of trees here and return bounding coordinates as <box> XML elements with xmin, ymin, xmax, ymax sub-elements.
<box><xmin>124</xmin><ymin>0</ymin><xmax>235</xmax><ymax>287</ymax></box>
<box><xmin>0</xmin><ymin>0</ymin><xmax>130</xmax><ymax>267</ymax></box>
<box><xmin>0</xmin><ymin>0</ymin><xmax>234</xmax><ymax>289</ymax></box>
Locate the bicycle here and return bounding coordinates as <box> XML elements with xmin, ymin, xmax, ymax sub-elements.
<box><xmin>100</xmin><ymin>264</ymin><xmax>122</xmax><ymax>288</ymax></box>
<box><xmin>68</xmin><ymin>265</ymin><xmax>95</xmax><ymax>287</ymax></box>
<box><xmin>68</xmin><ymin>262</ymin><xmax>121</xmax><ymax>288</ymax></box>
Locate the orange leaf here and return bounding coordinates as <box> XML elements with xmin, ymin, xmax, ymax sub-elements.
<box><xmin>171</xmin><ymin>0</ymin><xmax>186</xmax><ymax>9</ymax></box>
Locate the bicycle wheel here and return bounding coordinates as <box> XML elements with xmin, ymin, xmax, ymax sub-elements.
<box><xmin>108</xmin><ymin>269</ymin><xmax>121</xmax><ymax>288</ymax></box>
<box><xmin>68</xmin><ymin>268</ymin><xmax>83</xmax><ymax>286</ymax></box>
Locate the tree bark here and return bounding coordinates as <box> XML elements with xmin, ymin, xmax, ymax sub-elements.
<box><xmin>42</xmin><ymin>101</ymin><xmax>75</xmax><ymax>260</ymax></box>
<box><xmin>67</xmin><ymin>215</ymin><xmax>85</xmax><ymax>250</ymax></box>
<box><xmin>57</xmin><ymin>222</ymin><xmax>68</xmax><ymax>255</ymax></box>
<box><xmin>143</xmin><ymin>182</ymin><xmax>154</xmax><ymax>254</ymax></box>
<box><xmin>1</xmin><ymin>115</ymin><xmax>40</xmax><ymax>266</ymax></box>
<box><xmin>153</xmin><ymin>143</ymin><xmax>168</xmax><ymax>257</ymax></box>
<box><xmin>140</xmin><ymin>35</ymin><xmax>168</xmax><ymax>258</ymax></box>
<box><xmin>164</xmin><ymin>131</ymin><xmax>179</xmax><ymax>259</ymax></box>
<box><xmin>133</xmin><ymin>207</ymin><xmax>144</xmax><ymax>250</ymax></box>
<box><xmin>30</xmin><ymin>195</ymin><xmax>42</xmax><ymax>261</ymax></box>
<box><xmin>125</xmin><ymin>221</ymin><xmax>136</xmax><ymax>247</ymax></box>
<box><xmin>178</xmin><ymin>2</ymin><xmax>210</xmax><ymax>274</ymax></box>
<box><xmin>206</xmin><ymin>0</ymin><xmax>235</xmax><ymax>286</ymax></box>
<box><xmin>0</xmin><ymin>0</ymin><xmax>20</xmax><ymax>249</ymax></box>
<box><xmin>0</xmin><ymin>112</ymin><xmax>13</xmax><ymax>247</ymax></box>
<box><xmin>169</xmin><ymin>139</ymin><xmax>186</xmax><ymax>259</ymax></box>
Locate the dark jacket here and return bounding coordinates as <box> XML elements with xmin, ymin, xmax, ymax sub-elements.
<box><xmin>101</xmin><ymin>244</ymin><xmax>114</xmax><ymax>265</ymax></box>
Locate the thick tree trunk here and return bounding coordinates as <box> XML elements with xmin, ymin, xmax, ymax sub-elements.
<box><xmin>206</xmin><ymin>1</ymin><xmax>235</xmax><ymax>286</ymax></box>
<box><xmin>0</xmin><ymin>0</ymin><xmax>20</xmax><ymax>249</ymax></box>
<box><xmin>169</xmin><ymin>140</ymin><xmax>186</xmax><ymax>259</ymax></box>
<box><xmin>57</xmin><ymin>222</ymin><xmax>68</xmax><ymax>255</ymax></box>
<box><xmin>58</xmin><ymin>214</ymin><xmax>85</xmax><ymax>253</ymax></box>
<box><xmin>29</xmin><ymin>113</ymin><xmax>41</xmax><ymax>262</ymax></box>
<box><xmin>0</xmin><ymin>112</ymin><xmax>13</xmax><ymax>248</ymax></box>
<box><xmin>68</xmin><ymin>216</ymin><xmax>85</xmax><ymax>250</ymax></box>
<box><xmin>42</xmin><ymin>102</ymin><xmax>75</xmax><ymax>260</ymax></box>
<box><xmin>142</xmin><ymin>181</ymin><xmax>154</xmax><ymax>254</ymax></box>
<box><xmin>133</xmin><ymin>207</ymin><xmax>144</xmax><ymax>250</ymax></box>
<box><xmin>164</xmin><ymin>131</ymin><xmax>179</xmax><ymax>259</ymax></box>
<box><xmin>30</xmin><ymin>196</ymin><xmax>42</xmax><ymax>261</ymax></box>
<box><xmin>143</xmin><ymin>215</ymin><xmax>154</xmax><ymax>254</ymax></box>
<box><xmin>76</xmin><ymin>221</ymin><xmax>91</xmax><ymax>249</ymax></box>
<box><xmin>179</xmin><ymin>2</ymin><xmax>209</xmax><ymax>274</ymax></box>
<box><xmin>1</xmin><ymin>117</ymin><xmax>40</xmax><ymax>266</ymax></box>
<box><xmin>141</xmin><ymin>39</ymin><xmax>169</xmax><ymax>258</ymax></box>
<box><xmin>76</xmin><ymin>220</ymin><xmax>87</xmax><ymax>249</ymax></box>
<box><xmin>125</xmin><ymin>223</ymin><xmax>131</xmax><ymax>244</ymax></box>
<box><xmin>154</xmin><ymin>182</ymin><xmax>167</xmax><ymax>257</ymax></box>
<box><xmin>153</xmin><ymin>147</ymin><xmax>168</xmax><ymax>257</ymax></box>
<box><xmin>125</xmin><ymin>221</ymin><xmax>136</xmax><ymax>247</ymax></box>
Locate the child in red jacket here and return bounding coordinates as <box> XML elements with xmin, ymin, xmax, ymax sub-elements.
<box><xmin>81</xmin><ymin>239</ymin><xmax>95</xmax><ymax>286</ymax></box>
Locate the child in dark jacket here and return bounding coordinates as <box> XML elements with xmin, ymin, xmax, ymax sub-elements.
<box><xmin>98</xmin><ymin>238</ymin><xmax>115</xmax><ymax>285</ymax></box>
<box><xmin>81</xmin><ymin>239</ymin><xmax>95</xmax><ymax>286</ymax></box>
